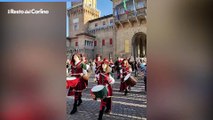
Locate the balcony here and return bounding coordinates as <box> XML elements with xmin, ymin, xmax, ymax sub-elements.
<box><xmin>136</xmin><ymin>7</ymin><xmax>146</xmax><ymax>18</ymax></box>
<box><xmin>84</xmin><ymin>45</ymin><xmax>94</xmax><ymax>49</ymax></box>
<box><xmin>87</xmin><ymin>24</ymin><xmax>114</xmax><ymax>33</ymax></box>
<box><xmin>114</xmin><ymin>7</ymin><xmax>146</xmax><ymax>24</ymax></box>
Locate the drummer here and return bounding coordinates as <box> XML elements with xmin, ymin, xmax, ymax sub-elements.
<box><xmin>120</xmin><ymin>59</ymin><xmax>132</xmax><ymax>95</ymax></box>
<box><xmin>68</xmin><ymin>53</ymin><xmax>88</xmax><ymax>114</ymax></box>
<box><xmin>81</xmin><ymin>54</ymin><xmax>90</xmax><ymax>87</ymax></box>
<box><xmin>81</xmin><ymin>54</ymin><xmax>90</xmax><ymax>71</ymax></box>
<box><xmin>109</xmin><ymin>57</ymin><xmax>114</xmax><ymax>73</ymax></box>
<box><xmin>96</xmin><ymin>58</ymin><xmax>114</xmax><ymax>120</ymax></box>
<box><xmin>94</xmin><ymin>54</ymin><xmax>102</xmax><ymax>83</ymax></box>
<box><xmin>66</xmin><ymin>59</ymin><xmax>71</xmax><ymax>76</ymax></box>
<box><xmin>114</xmin><ymin>57</ymin><xmax>122</xmax><ymax>79</ymax></box>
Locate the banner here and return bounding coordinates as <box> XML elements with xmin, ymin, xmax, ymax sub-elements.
<box><xmin>125</xmin><ymin>39</ymin><xmax>130</xmax><ymax>53</ymax></box>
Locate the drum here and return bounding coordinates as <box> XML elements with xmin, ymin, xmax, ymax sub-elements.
<box><xmin>82</xmin><ymin>74</ymin><xmax>89</xmax><ymax>81</ymax></box>
<box><xmin>91</xmin><ymin>85</ymin><xmax>108</xmax><ymax>99</ymax></box>
<box><xmin>66</xmin><ymin>77</ymin><xmax>79</xmax><ymax>88</ymax></box>
<box><xmin>108</xmin><ymin>75</ymin><xmax>115</xmax><ymax>85</ymax></box>
<box><xmin>110</xmin><ymin>65</ymin><xmax>115</xmax><ymax>68</ymax></box>
<box><xmin>124</xmin><ymin>73</ymin><xmax>137</xmax><ymax>87</ymax></box>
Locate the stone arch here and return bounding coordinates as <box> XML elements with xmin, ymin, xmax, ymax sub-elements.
<box><xmin>131</xmin><ymin>32</ymin><xmax>147</xmax><ymax>58</ymax></box>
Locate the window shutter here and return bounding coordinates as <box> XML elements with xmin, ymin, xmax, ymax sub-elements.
<box><xmin>94</xmin><ymin>41</ymin><xmax>97</xmax><ymax>46</ymax></box>
<box><xmin>102</xmin><ymin>39</ymin><xmax>105</xmax><ymax>46</ymax></box>
<box><xmin>110</xmin><ymin>38</ymin><xmax>113</xmax><ymax>45</ymax></box>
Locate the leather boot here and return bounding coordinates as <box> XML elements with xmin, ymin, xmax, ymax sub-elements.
<box><xmin>98</xmin><ymin>107</ymin><xmax>105</xmax><ymax>120</ymax></box>
<box><xmin>105</xmin><ymin>98</ymin><xmax>111</xmax><ymax>114</ymax></box>
<box><xmin>124</xmin><ymin>89</ymin><xmax>128</xmax><ymax>96</ymax></box>
<box><xmin>77</xmin><ymin>97</ymin><xmax>82</xmax><ymax>106</ymax></box>
<box><xmin>70</xmin><ymin>100</ymin><xmax>77</xmax><ymax>114</ymax></box>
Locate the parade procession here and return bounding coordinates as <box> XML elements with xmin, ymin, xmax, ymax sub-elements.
<box><xmin>66</xmin><ymin>0</ymin><xmax>147</xmax><ymax>119</ymax></box>
<box><xmin>66</xmin><ymin>53</ymin><xmax>147</xmax><ymax>120</ymax></box>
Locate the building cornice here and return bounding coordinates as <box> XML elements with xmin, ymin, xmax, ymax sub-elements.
<box><xmin>76</xmin><ymin>32</ymin><xmax>96</xmax><ymax>38</ymax></box>
<box><xmin>67</xmin><ymin>37</ymin><xmax>78</xmax><ymax>40</ymax></box>
<box><xmin>88</xmin><ymin>14</ymin><xmax>113</xmax><ymax>23</ymax></box>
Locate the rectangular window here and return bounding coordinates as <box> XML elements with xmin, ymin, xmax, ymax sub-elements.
<box><xmin>110</xmin><ymin>38</ymin><xmax>113</xmax><ymax>45</ymax></box>
<box><xmin>75</xmin><ymin>41</ymin><xmax>78</xmax><ymax>46</ymax></box>
<box><xmin>127</xmin><ymin>4</ymin><xmax>133</xmax><ymax>11</ymax></box>
<box><xmin>120</xmin><ymin>8</ymin><xmax>125</xmax><ymax>14</ymax></box>
<box><xmin>110</xmin><ymin>19</ymin><xmax>113</xmax><ymax>24</ymax></box>
<box><xmin>95</xmin><ymin>23</ymin><xmax>98</xmax><ymax>27</ymax></box>
<box><xmin>73</xmin><ymin>23</ymin><xmax>79</xmax><ymax>31</ymax></box>
<box><xmin>91</xmin><ymin>41</ymin><xmax>93</xmax><ymax>46</ymax></box>
<box><xmin>94</xmin><ymin>41</ymin><xmax>97</xmax><ymax>46</ymax></box>
<box><xmin>102</xmin><ymin>39</ymin><xmax>105</xmax><ymax>46</ymax></box>
<box><xmin>103</xmin><ymin>21</ymin><xmax>106</xmax><ymax>26</ymax></box>
<box><xmin>89</xmin><ymin>41</ymin><xmax>92</xmax><ymax>46</ymax></box>
<box><xmin>73</xmin><ymin>18</ymin><xmax>79</xmax><ymax>31</ymax></box>
<box><xmin>137</xmin><ymin>1</ymin><xmax>145</xmax><ymax>8</ymax></box>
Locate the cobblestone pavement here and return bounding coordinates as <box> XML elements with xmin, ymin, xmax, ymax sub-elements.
<box><xmin>66</xmin><ymin>73</ymin><xmax>147</xmax><ymax>120</ymax></box>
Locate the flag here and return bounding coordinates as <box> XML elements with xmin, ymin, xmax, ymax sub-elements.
<box><xmin>133</xmin><ymin>0</ymin><xmax>137</xmax><ymax>16</ymax></box>
<box><xmin>123</xmin><ymin>0</ymin><xmax>128</xmax><ymax>14</ymax></box>
<box><xmin>123</xmin><ymin>0</ymin><xmax>127</xmax><ymax>10</ymax></box>
<box><xmin>115</xmin><ymin>7</ymin><xmax>120</xmax><ymax>20</ymax></box>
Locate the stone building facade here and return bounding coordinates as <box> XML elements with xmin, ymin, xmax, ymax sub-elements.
<box><xmin>67</xmin><ymin>0</ymin><xmax>147</xmax><ymax>60</ymax></box>
<box><xmin>87</xmin><ymin>14</ymin><xmax>115</xmax><ymax>59</ymax></box>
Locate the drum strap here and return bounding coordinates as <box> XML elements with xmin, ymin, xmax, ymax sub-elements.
<box><xmin>100</xmin><ymin>73</ymin><xmax>108</xmax><ymax>84</ymax></box>
<box><xmin>71</xmin><ymin>62</ymin><xmax>84</xmax><ymax>75</ymax></box>
<box><xmin>101</xmin><ymin>74</ymin><xmax>104</xmax><ymax>85</ymax></box>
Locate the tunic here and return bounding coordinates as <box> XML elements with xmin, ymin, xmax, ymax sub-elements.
<box><xmin>70</xmin><ymin>61</ymin><xmax>87</xmax><ymax>91</ymax></box>
<box><xmin>120</xmin><ymin>65</ymin><xmax>131</xmax><ymax>91</ymax></box>
<box><xmin>95</xmin><ymin>60</ymin><xmax>102</xmax><ymax>74</ymax></box>
<box><xmin>98</xmin><ymin>72</ymin><xmax>113</xmax><ymax>97</ymax></box>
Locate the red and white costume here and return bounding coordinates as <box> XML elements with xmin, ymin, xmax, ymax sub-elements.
<box><xmin>68</xmin><ymin>54</ymin><xmax>88</xmax><ymax>115</ymax></box>
<box><xmin>95</xmin><ymin>60</ymin><xmax>102</xmax><ymax>74</ymax></box>
<box><xmin>92</xmin><ymin>59</ymin><xmax>115</xmax><ymax>120</ymax></box>
<box><xmin>98</xmin><ymin>72</ymin><xmax>113</xmax><ymax>97</ymax></box>
<box><xmin>95</xmin><ymin>57</ymin><xmax>102</xmax><ymax>83</ymax></box>
<box><xmin>120</xmin><ymin>64</ymin><xmax>131</xmax><ymax>92</ymax></box>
